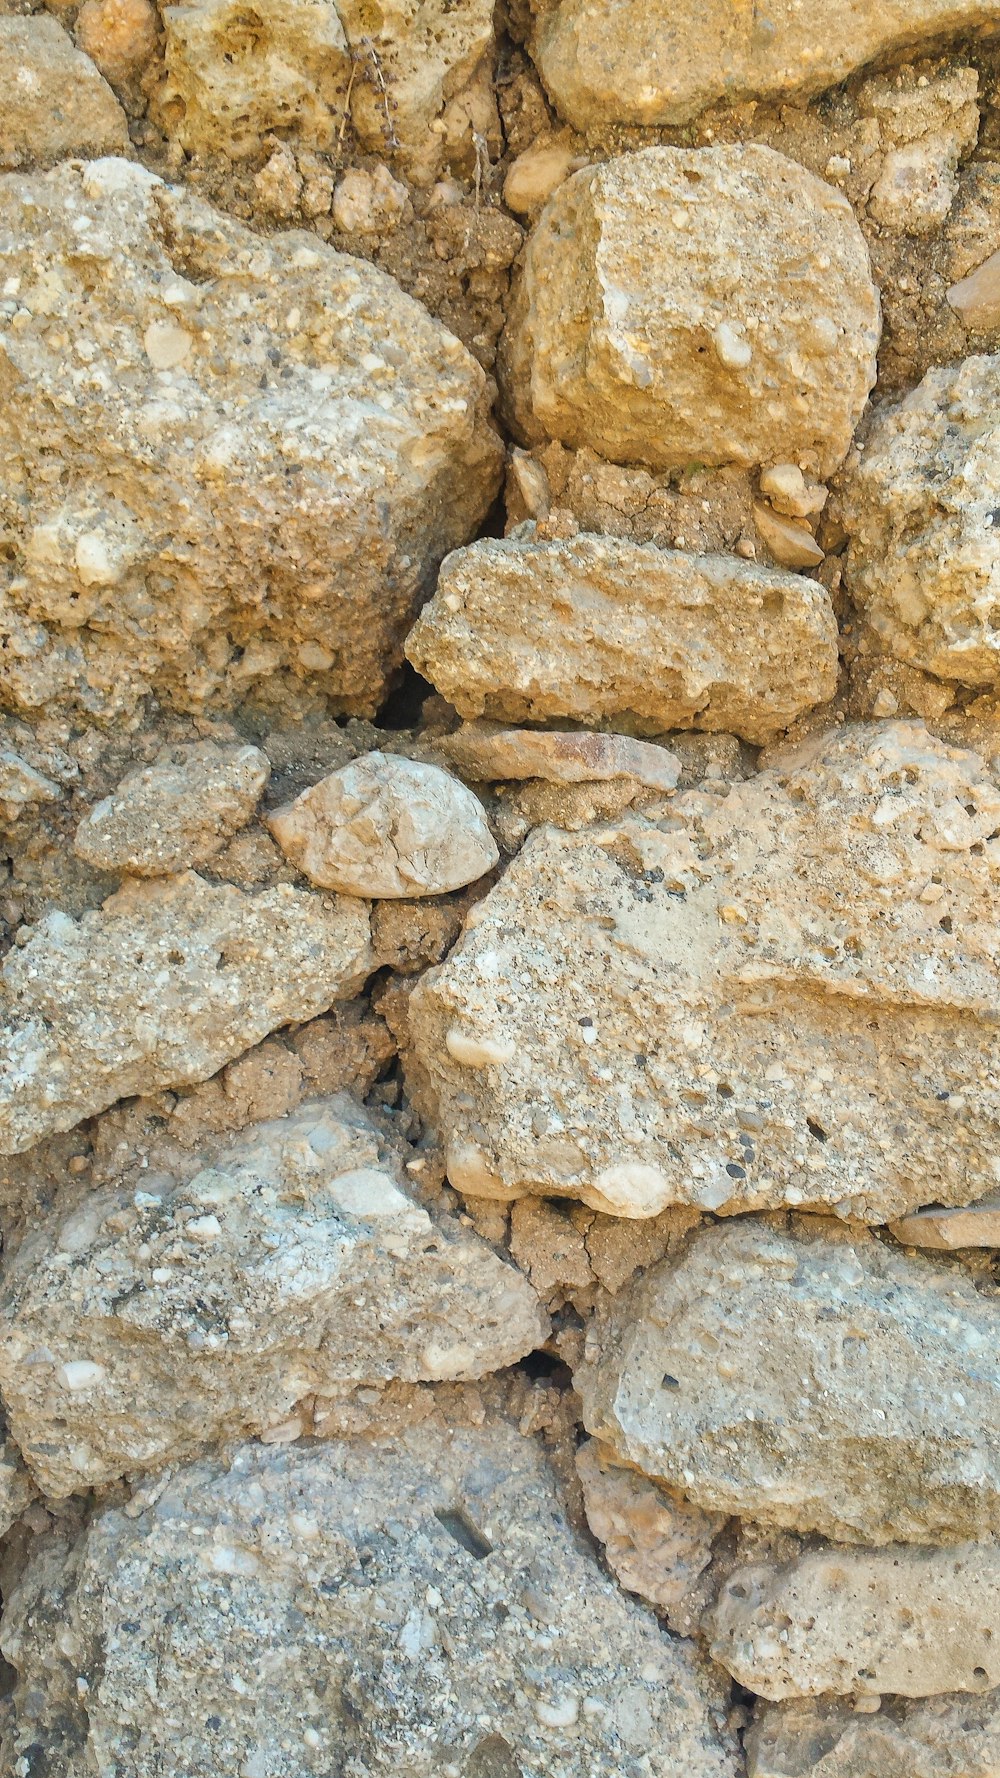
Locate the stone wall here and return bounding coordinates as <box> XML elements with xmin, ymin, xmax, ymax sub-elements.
<box><xmin>2</xmin><ymin>3</ymin><xmax>1000</xmax><ymax>1774</ymax></box>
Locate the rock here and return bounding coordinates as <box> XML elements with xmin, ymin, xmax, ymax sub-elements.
<box><xmin>266</xmin><ymin>752</ymin><xmax>499</xmax><ymax>898</ymax></box>
<box><xmin>73</xmin><ymin>742</ymin><xmax>270</xmax><ymax>876</ymax></box>
<box><xmin>74</xmin><ymin>0</ymin><xmax>160</xmax><ymax>86</ymax></box>
<box><xmin>577</xmin><ymin>1214</ymin><xmax>1000</xmax><ymax>1547</ymax></box>
<box><xmin>0</xmin><ymin>751</ymin><xmax>61</xmax><ymax>826</ymax></box>
<box><xmin>529</xmin><ymin>0</ymin><xmax>1000</xmax><ymax>130</ymax></box>
<box><xmin>253</xmin><ymin>143</ymin><xmax>303</xmax><ymax>217</ymax></box>
<box><xmin>0</xmin><ymin>1407</ymin><xmax>740</xmax><ymax>1778</ymax></box>
<box><xmin>710</xmin><ymin>1538</ymin><xmax>1000</xmax><ymax>1700</ymax></box>
<box><xmin>576</xmin><ymin>1439</ymin><xmax>723</xmax><ymax>1621</ymax></box>
<box><xmin>842</xmin><ymin>354</ymin><xmax>1000</xmax><ymax>687</ymax></box>
<box><xmin>759</xmin><ymin>465</ymin><xmax>828</xmax><ymax>522</ymax></box>
<box><xmin>0</xmin><ymin>158</ymin><xmax>502</xmax><ymax>725</ymax></box>
<box><xmin>407</xmin><ymin>529</ymin><xmax>839</xmax><ymax>745</ymax></box>
<box><xmin>889</xmin><ymin>1197</ymin><xmax>1000</xmax><ymax>1249</ymax></box>
<box><xmin>753</xmin><ymin>505</ymin><xmax>826</xmax><ymax>570</ymax></box>
<box><xmin>0</xmin><ymin>14</ymin><xmax>129</xmax><ymax>168</ymax></box>
<box><xmin>747</xmin><ymin>1693</ymin><xmax>1000</xmax><ymax>1778</ymax></box>
<box><xmin>948</xmin><ymin>250</ymin><xmax>1000</xmax><ymax>329</ymax></box>
<box><xmin>503</xmin><ymin>134</ymin><xmax>583</xmax><ymax>216</ymax></box>
<box><xmin>0</xmin><ymin>1096</ymin><xmax>549</xmax><ymax>1495</ymax></box>
<box><xmin>0</xmin><ymin>872</ymin><xmax>372</xmax><ymax>1155</ymax></box>
<box><xmin>0</xmin><ymin>1425</ymin><xmax>36</xmax><ymax>1539</ymax></box>
<box><xmin>435</xmin><ymin>722</ymin><xmax>681</xmax><ymax>791</ymax></box>
<box><xmin>408</xmin><ymin>721</ymin><xmax>1000</xmax><ymax>1223</ymax></box>
<box><xmin>332</xmin><ymin>164</ymin><xmax>409</xmax><ymax>234</ymax></box>
<box><xmin>861</xmin><ymin>64</ymin><xmax>979</xmax><ymax>236</ymax></box>
<box><xmin>499</xmin><ymin>146</ymin><xmax>880</xmax><ymax>478</ymax></box>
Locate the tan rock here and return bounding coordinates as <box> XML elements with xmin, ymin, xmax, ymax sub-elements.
<box><xmin>267</xmin><ymin>752</ymin><xmax>498</xmax><ymax>898</ymax></box>
<box><xmin>435</xmin><ymin>722</ymin><xmax>681</xmax><ymax>792</ymax></box>
<box><xmin>407</xmin><ymin>529</ymin><xmax>839</xmax><ymax>745</ymax></box>
<box><xmin>861</xmin><ymin>64</ymin><xmax>979</xmax><ymax>236</ymax></box>
<box><xmin>753</xmin><ymin>504</ymin><xmax>825</xmax><ymax>570</ymax></box>
<box><xmin>253</xmin><ymin>143</ymin><xmax>303</xmax><ymax>217</ymax></box>
<box><xmin>75</xmin><ymin>0</ymin><xmax>160</xmax><ymax>85</ymax></box>
<box><xmin>577</xmin><ymin>1215</ymin><xmax>1000</xmax><ymax>1546</ymax></box>
<box><xmin>331</xmin><ymin>164</ymin><xmax>409</xmax><ymax>234</ymax></box>
<box><xmin>747</xmin><ymin>1693</ymin><xmax>1000</xmax><ymax>1778</ymax></box>
<box><xmin>0</xmin><ymin>872</ymin><xmax>372</xmax><ymax>1155</ymax></box>
<box><xmin>503</xmin><ymin>134</ymin><xmax>583</xmax><ymax>216</ymax></box>
<box><xmin>0</xmin><ymin>15</ymin><xmax>129</xmax><ymax>169</ymax></box>
<box><xmin>843</xmin><ymin>354</ymin><xmax>1000</xmax><ymax>688</ymax></box>
<box><xmin>710</xmin><ymin>1539</ymin><xmax>1000</xmax><ymax>1699</ymax></box>
<box><xmin>0</xmin><ymin>159</ymin><xmax>501</xmax><ymax>723</ymax></box>
<box><xmin>499</xmin><ymin>146</ymin><xmax>880</xmax><ymax>477</ymax></box>
<box><xmin>409</xmin><ymin>721</ymin><xmax>1000</xmax><ymax>1223</ymax></box>
<box><xmin>529</xmin><ymin>0</ymin><xmax>1000</xmax><ymax>130</ymax></box>
<box><xmin>576</xmin><ymin>1440</ymin><xmax>723</xmax><ymax>1619</ymax></box>
<box><xmin>73</xmin><ymin>742</ymin><xmax>270</xmax><ymax>876</ymax></box>
<box><xmin>759</xmin><ymin>466</ymin><xmax>828</xmax><ymax>522</ymax></box>
<box><xmin>509</xmin><ymin>1197</ymin><xmax>593</xmax><ymax>1300</ymax></box>
<box><xmin>889</xmin><ymin>1196</ymin><xmax>1000</xmax><ymax>1248</ymax></box>
<box><xmin>0</xmin><ymin>752</ymin><xmax>61</xmax><ymax>826</ymax></box>
<box><xmin>948</xmin><ymin>249</ymin><xmax>1000</xmax><ymax>329</ymax></box>
<box><xmin>0</xmin><ymin>1426</ymin><xmax>36</xmax><ymax>1539</ymax></box>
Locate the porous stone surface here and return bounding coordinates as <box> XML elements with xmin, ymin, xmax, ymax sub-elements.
<box><xmin>576</xmin><ymin>1215</ymin><xmax>1000</xmax><ymax>1546</ymax></box>
<box><xmin>407</xmin><ymin>529</ymin><xmax>839</xmax><ymax>744</ymax></box>
<box><xmin>747</xmin><ymin>1693</ymin><xmax>1000</xmax><ymax>1778</ymax></box>
<box><xmin>0</xmin><ymin>157</ymin><xmax>502</xmax><ymax>724</ymax></box>
<box><xmin>267</xmin><ymin>751</ymin><xmax>499</xmax><ymax>897</ymax></box>
<box><xmin>500</xmin><ymin>146</ymin><xmax>880</xmax><ymax>477</ymax></box>
<box><xmin>408</xmin><ymin>721</ymin><xmax>1000</xmax><ymax>1222</ymax></box>
<box><xmin>576</xmin><ymin>1439</ymin><xmax>724</xmax><ymax>1619</ymax></box>
<box><xmin>0</xmin><ymin>1406</ymin><xmax>740</xmax><ymax>1778</ymax></box>
<box><xmin>0</xmin><ymin>1096</ymin><xmax>548</xmax><ymax>1494</ymax></box>
<box><xmin>435</xmin><ymin>722</ymin><xmax>681</xmax><ymax>791</ymax></box>
<box><xmin>842</xmin><ymin>353</ymin><xmax>1000</xmax><ymax>688</ymax></box>
<box><xmin>0</xmin><ymin>15</ymin><xmax>129</xmax><ymax>170</ymax></box>
<box><xmin>0</xmin><ymin>873</ymin><xmax>372</xmax><ymax>1154</ymax></box>
<box><xmin>73</xmin><ymin>741</ymin><xmax>270</xmax><ymax>875</ymax></box>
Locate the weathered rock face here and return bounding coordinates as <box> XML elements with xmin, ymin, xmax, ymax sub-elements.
<box><xmin>529</xmin><ymin>0</ymin><xmax>1000</xmax><ymax>130</ymax></box>
<box><xmin>500</xmin><ymin>146</ymin><xmax>880</xmax><ymax>477</ymax></box>
<box><xmin>0</xmin><ymin>1097</ymin><xmax>548</xmax><ymax>1494</ymax></box>
<box><xmin>267</xmin><ymin>752</ymin><xmax>499</xmax><ymax>897</ymax></box>
<box><xmin>0</xmin><ymin>1409</ymin><xmax>740</xmax><ymax>1778</ymax></box>
<box><xmin>890</xmin><ymin>1196</ymin><xmax>1000</xmax><ymax>1248</ymax></box>
<box><xmin>408</xmin><ymin>722</ymin><xmax>1000</xmax><ymax>1222</ymax></box>
<box><xmin>407</xmin><ymin>529</ymin><xmax>839</xmax><ymax>744</ymax></box>
<box><xmin>73</xmin><ymin>741</ymin><xmax>270</xmax><ymax>875</ymax></box>
<box><xmin>0</xmin><ymin>15</ymin><xmax>129</xmax><ymax>170</ymax></box>
<box><xmin>842</xmin><ymin>354</ymin><xmax>1000</xmax><ymax>688</ymax></box>
<box><xmin>0</xmin><ymin>158</ymin><xmax>502</xmax><ymax>725</ymax></box>
<box><xmin>0</xmin><ymin>1425</ymin><xmax>35</xmax><ymax>1541</ymax></box>
<box><xmin>576</xmin><ymin>1439</ymin><xmax>724</xmax><ymax>1621</ymax></box>
<box><xmin>0</xmin><ymin>873</ymin><xmax>372</xmax><ymax>1155</ymax></box>
<box><xmin>576</xmin><ymin>1215</ymin><xmax>1000</xmax><ymax>1546</ymax></box>
<box><xmin>747</xmin><ymin>1693</ymin><xmax>1000</xmax><ymax>1778</ymax></box>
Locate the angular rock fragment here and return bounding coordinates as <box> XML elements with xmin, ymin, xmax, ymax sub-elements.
<box><xmin>434</xmin><ymin>722</ymin><xmax>681</xmax><ymax>792</ymax></box>
<box><xmin>861</xmin><ymin>64</ymin><xmax>979</xmax><ymax>236</ymax></box>
<box><xmin>0</xmin><ymin>158</ymin><xmax>502</xmax><ymax>724</ymax></box>
<box><xmin>948</xmin><ymin>250</ymin><xmax>1000</xmax><ymax>330</ymax></box>
<box><xmin>407</xmin><ymin>529</ymin><xmax>839</xmax><ymax>744</ymax></box>
<box><xmin>890</xmin><ymin>1197</ymin><xmax>1000</xmax><ymax>1248</ymax></box>
<box><xmin>0</xmin><ymin>1409</ymin><xmax>740</xmax><ymax>1778</ymax></box>
<box><xmin>0</xmin><ymin>15</ymin><xmax>129</xmax><ymax>169</ymax></box>
<box><xmin>74</xmin><ymin>741</ymin><xmax>270</xmax><ymax>876</ymax></box>
<box><xmin>710</xmin><ymin>1538</ymin><xmax>1000</xmax><ymax>1699</ymax></box>
<box><xmin>0</xmin><ymin>1097</ymin><xmax>548</xmax><ymax>1494</ymax></box>
<box><xmin>0</xmin><ymin>873</ymin><xmax>372</xmax><ymax>1154</ymax></box>
<box><xmin>747</xmin><ymin>1692</ymin><xmax>1000</xmax><ymax>1778</ymax></box>
<box><xmin>409</xmin><ymin>721</ymin><xmax>1000</xmax><ymax>1222</ymax></box>
<box><xmin>267</xmin><ymin>752</ymin><xmax>499</xmax><ymax>897</ymax></box>
<box><xmin>577</xmin><ymin>1216</ymin><xmax>1000</xmax><ymax>1546</ymax></box>
<box><xmin>500</xmin><ymin>146</ymin><xmax>880</xmax><ymax>477</ymax></box>
<box><xmin>843</xmin><ymin>353</ymin><xmax>1000</xmax><ymax>687</ymax></box>
<box><xmin>576</xmin><ymin>1439</ymin><xmax>723</xmax><ymax>1621</ymax></box>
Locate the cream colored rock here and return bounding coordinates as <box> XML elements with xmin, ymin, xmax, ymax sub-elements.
<box><xmin>0</xmin><ymin>15</ymin><xmax>129</xmax><ymax>168</ymax></box>
<box><xmin>748</xmin><ymin>1693</ymin><xmax>1000</xmax><ymax>1778</ymax></box>
<box><xmin>0</xmin><ymin>1406</ymin><xmax>740</xmax><ymax>1778</ymax></box>
<box><xmin>503</xmin><ymin>134</ymin><xmax>583</xmax><ymax>216</ymax></box>
<box><xmin>435</xmin><ymin>722</ymin><xmax>681</xmax><ymax>792</ymax></box>
<box><xmin>0</xmin><ymin>1097</ymin><xmax>549</xmax><ymax>1495</ymax></box>
<box><xmin>407</xmin><ymin>529</ymin><xmax>839</xmax><ymax>745</ymax></box>
<box><xmin>890</xmin><ymin>1196</ymin><xmax>1000</xmax><ymax>1248</ymax></box>
<box><xmin>948</xmin><ymin>249</ymin><xmax>1000</xmax><ymax>329</ymax></box>
<box><xmin>331</xmin><ymin>164</ymin><xmax>409</xmax><ymax>234</ymax></box>
<box><xmin>753</xmin><ymin>505</ymin><xmax>825</xmax><ymax>570</ymax></box>
<box><xmin>576</xmin><ymin>1440</ymin><xmax>723</xmax><ymax>1618</ymax></box>
<box><xmin>267</xmin><ymin>752</ymin><xmax>498</xmax><ymax>898</ymax></box>
<box><xmin>530</xmin><ymin>0</ymin><xmax>1000</xmax><ymax>130</ymax></box>
<box><xmin>75</xmin><ymin>0</ymin><xmax>160</xmax><ymax>85</ymax></box>
<box><xmin>0</xmin><ymin>873</ymin><xmax>372</xmax><ymax>1155</ymax></box>
<box><xmin>0</xmin><ymin>751</ymin><xmax>61</xmax><ymax>826</ymax></box>
<box><xmin>409</xmin><ymin>722</ymin><xmax>1000</xmax><ymax>1222</ymax></box>
<box><xmin>861</xmin><ymin>65</ymin><xmax>979</xmax><ymax>236</ymax></box>
<box><xmin>500</xmin><ymin>146</ymin><xmax>880</xmax><ymax>477</ymax></box>
<box><xmin>74</xmin><ymin>742</ymin><xmax>270</xmax><ymax>875</ymax></box>
<box><xmin>843</xmin><ymin>353</ymin><xmax>1000</xmax><ymax>687</ymax></box>
<box><xmin>0</xmin><ymin>159</ymin><xmax>501</xmax><ymax>724</ymax></box>
<box><xmin>710</xmin><ymin>1539</ymin><xmax>1000</xmax><ymax>1699</ymax></box>
<box><xmin>577</xmin><ymin>1215</ymin><xmax>1000</xmax><ymax>1546</ymax></box>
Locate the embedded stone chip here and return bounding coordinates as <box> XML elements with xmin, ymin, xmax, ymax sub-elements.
<box><xmin>74</xmin><ymin>742</ymin><xmax>271</xmax><ymax>876</ymax></box>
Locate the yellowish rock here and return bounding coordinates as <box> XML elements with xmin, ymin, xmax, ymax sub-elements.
<box><xmin>73</xmin><ymin>742</ymin><xmax>270</xmax><ymax>876</ymax></box>
<box><xmin>576</xmin><ymin>1440</ymin><xmax>723</xmax><ymax>1620</ymax></box>
<box><xmin>889</xmin><ymin>1196</ymin><xmax>1000</xmax><ymax>1249</ymax></box>
<box><xmin>0</xmin><ymin>14</ymin><xmax>129</xmax><ymax>169</ymax></box>
<box><xmin>75</xmin><ymin>0</ymin><xmax>160</xmax><ymax>85</ymax></box>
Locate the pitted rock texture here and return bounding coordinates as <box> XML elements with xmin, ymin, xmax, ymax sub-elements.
<box><xmin>0</xmin><ymin>1408</ymin><xmax>740</xmax><ymax>1778</ymax></box>
<box><xmin>0</xmin><ymin>1096</ymin><xmax>548</xmax><ymax>1494</ymax></box>
<box><xmin>0</xmin><ymin>873</ymin><xmax>372</xmax><ymax>1155</ymax></box>
<box><xmin>408</xmin><ymin>722</ymin><xmax>1000</xmax><ymax>1222</ymax></box>
<box><xmin>73</xmin><ymin>741</ymin><xmax>270</xmax><ymax>875</ymax></box>
<box><xmin>267</xmin><ymin>751</ymin><xmax>499</xmax><ymax>897</ymax></box>
<box><xmin>843</xmin><ymin>354</ymin><xmax>1000</xmax><ymax>688</ymax></box>
<box><xmin>0</xmin><ymin>158</ymin><xmax>502</xmax><ymax>725</ymax></box>
<box><xmin>747</xmin><ymin>1692</ymin><xmax>1000</xmax><ymax>1778</ymax></box>
<box><xmin>576</xmin><ymin>1215</ymin><xmax>1000</xmax><ymax>1546</ymax></box>
<box><xmin>529</xmin><ymin>0</ymin><xmax>1000</xmax><ymax>130</ymax></box>
<box><xmin>0</xmin><ymin>15</ymin><xmax>129</xmax><ymax>170</ymax></box>
<box><xmin>499</xmin><ymin>146</ymin><xmax>880</xmax><ymax>477</ymax></box>
<box><xmin>407</xmin><ymin>529</ymin><xmax>839</xmax><ymax>745</ymax></box>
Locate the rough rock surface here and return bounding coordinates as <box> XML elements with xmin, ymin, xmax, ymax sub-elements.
<box><xmin>0</xmin><ymin>1407</ymin><xmax>740</xmax><ymax>1778</ymax></box>
<box><xmin>267</xmin><ymin>752</ymin><xmax>499</xmax><ymax>898</ymax></box>
<box><xmin>408</xmin><ymin>721</ymin><xmax>1000</xmax><ymax>1221</ymax></box>
<box><xmin>500</xmin><ymin>146</ymin><xmax>880</xmax><ymax>477</ymax></box>
<box><xmin>843</xmin><ymin>354</ymin><xmax>1000</xmax><ymax>688</ymax></box>
<box><xmin>407</xmin><ymin>529</ymin><xmax>839</xmax><ymax>744</ymax></box>
<box><xmin>747</xmin><ymin>1693</ymin><xmax>1000</xmax><ymax>1778</ymax></box>
<box><xmin>0</xmin><ymin>1427</ymin><xmax>35</xmax><ymax>1540</ymax></box>
<box><xmin>0</xmin><ymin>158</ymin><xmax>502</xmax><ymax>724</ymax></box>
<box><xmin>0</xmin><ymin>15</ymin><xmax>129</xmax><ymax>170</ymax></box>
<box><xmin>434</xmin><ymin>723</ymin><xmax>681</xmax><ymax>792</ymax></box>
<box><xmin>576</xmin><ymin>1439</ymin><xmax>723</xmax><ymax>1619</ymax></box>
<box><xmin>529</xmin><ymin>0</ymin><xmax>1000</xmax><ymax>130</ymax></box>
<box><xmin>0</xmin><ymin>1097</ymin><xmax>548</xmax><ymax>1494</ymax></box>
<box><xmin>576</xmin><ymin>1215</ymin><xmax>1000</xmax><ymax>1546</ymax></box>
<box><xmin>73</xmin><ymin>741</ymin><xmax>270</xmax><ymax>875</ymax></box>
<box><xmin>890</xmin><ymin>1196</ymin><xmax>1000</xmax><ymax>1248</ymax></box>
<box><xmin>0</xmin><ymin>873</ymin><xmax>372</xmax><ymax>1154</ymax></box>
